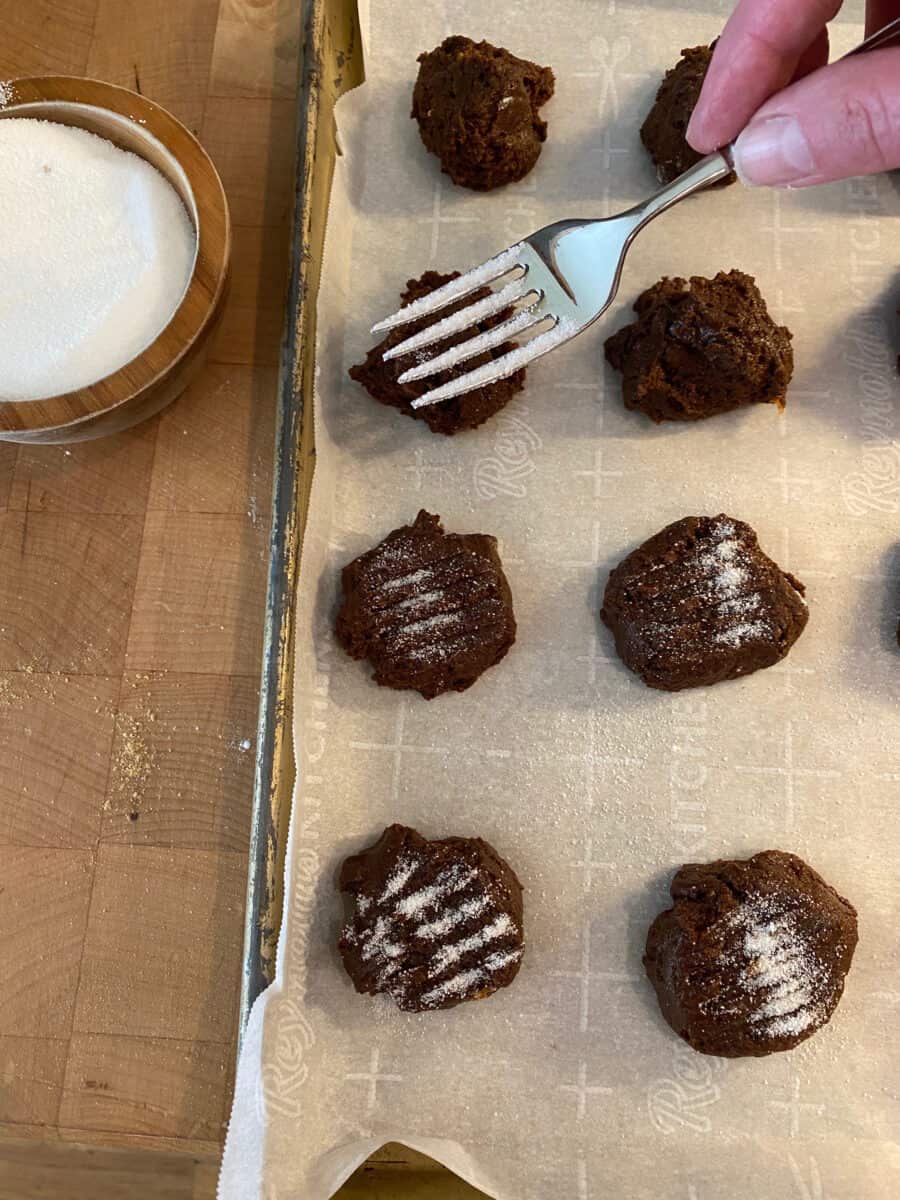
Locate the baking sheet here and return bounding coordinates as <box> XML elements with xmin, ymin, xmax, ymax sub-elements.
<box><xmin>220</xmin><ymin>1</ymin><xmax>900</xmax><ymax>1196</ymax></box>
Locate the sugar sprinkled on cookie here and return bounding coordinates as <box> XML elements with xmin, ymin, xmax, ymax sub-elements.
<box><xmin>338</xmin><ymin>824</ymin><xmax>525</xmax><ymax>1012</ymax></box>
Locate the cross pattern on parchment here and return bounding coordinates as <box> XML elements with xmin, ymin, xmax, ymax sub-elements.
<box><xmin>350</xmin><ymin>698</ymin><xmax>447</xmax><ymax>805</ymax></box>
<box><xmin>574</xmin><ymin>36</ymin><xmax>643</xmax><ymax>119</ymax></box>
<box><xmin>768</xmin><ymin>1076</ymin><xmax>825</xmax><ymax>1138</ymax></box>
<box><xmin>420</xmin><ymin>178</ymin><xmax>479</xmax><ymax>263</ymax></box>
<box><xmin>734</xmin><ymin>719</ymin><xmax>839</xmax><ymax>832</ymax></box>
<box><xmin>577</xmin><ymin>1157</ymin><xmax>591</xmax><ymax>1200</ymax></box>
<box><xmin>344</xmin><ymin>1048</ymin><xmax>403</xmax><ymax>1119</ymax></box>
<box><xmin>559</xmin><ymin>1061</ymin><xmax>612</xmax><ymax>1120</ymax></box>
<box><xmin>769</xmin><ymin>457</ymin><xmax>813</xmax><ymax>505</ymax></box>
<box><xmin>588</xmin><ymin>129</ymin><xmax>632</xmax><ymax>216</ymax></box>
<box><xmin>576</xmin><ymin>444</ymin><xmax>624</xmax><ymax>500</ymax></box>
<box><xmin>404</xmin><ymin>447</ymin><xmax>451</xmax><ymax>491</ymax></box>
<box><xmin>552</xmin><ymin>921</ymin><xmax>640</xmax><ymax>1033</ymax></box>
<box><xmin>764</xmin><ymin>190</ymin><xmax>823</xmax><ymax>272</ymax></box>
<box><xmin>575</xmin><ymin>836</ymin><xmax>614</xmax><ymax>890</ymax></box>
<box><xmin>350</xmin><ymin>698</ymin><xmax>511</xmax><ymax>803</ymax></box>
<box><xmin>779</xmin><ymin>526</ymin><xmax>836</xmax><ymax>583</ymax></box>
<box><xmin>768</xmin><ymin>657</ymin><xmax>815</xmax><ymax>698</ymax></box>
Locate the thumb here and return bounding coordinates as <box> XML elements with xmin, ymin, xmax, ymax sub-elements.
<box><xmin>732</xmin><ymin>46</ymin><xmax>900</xmax><ymax>187</ymax></box>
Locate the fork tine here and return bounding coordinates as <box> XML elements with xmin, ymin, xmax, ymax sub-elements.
<box><xmin>371</xmin><ymin>244</ymin><xmax>525</xmax><ymax>333</ymax></box>
<box><xmin>397</xmin><ymin>308</ymin><xmax>549</xmax><ymax>384</ymax></box>
<box><xmin>410</xmin><ymin>317</ymin><xmax>577</xmax><ymax>409</ymax></box>
<box><xmin>383</xmin><ymin>278</ymin><xmax>537</xmax><ymax>363</ymax></box>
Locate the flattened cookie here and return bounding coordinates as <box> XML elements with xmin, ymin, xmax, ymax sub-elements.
<box><xmin>644</xmin><ymin>850</ymin><xmax>858</xmax><ymax>1056</ymax></box>
<box><xmin>349</xmin><ymin>271</ymin><xmax>527</xmax><ymax>436</ymax></box>
<box><xmin>339</xmin><ymin>823</ymin><xmax>525</xmax><ymax>1012</ymax></box>
<box><xmin>335</xmin><ymin>510</ymin><xmax>516</xmax><ymax>699</ymax></box>
<box><xmin>601</xmin><ymin>514</ymin><xmax>808</xmax><ymax>690</ymax></box>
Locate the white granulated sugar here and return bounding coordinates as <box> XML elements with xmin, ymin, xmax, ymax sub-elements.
<box><xmin>379</xmin><ymin>567</ymin><xmax>432</xmax><ymax>593</ymax></box>
<box><xmin>395</xmin><ymin>589</ymin><xmax>444</xmax><ymax>612</ymax></box>
<box><xmin>0</xmin><ymin>118</ymin><xmax>196</xmax><ymax>400</ymax></box>
<box><xmin>395</xmin><ymin>866</ymin><xmax>476</xmax><ymax>919</ymax></box>
<box><xmin>372</xmin><ymin>243</ymin><xmax>524</xmax><ymax>332</ymax></box>
<box><xmin>0</xmin><ymin>82</ymin><xmax>12</xmax><ymax>108</ymax></box>
<box><xmin>411</xmin><ymin>316</ymin><xmax>578</xmax><ymax>408</ymax></box>
<box><xmin>402</xmin><ymin>611</ymin><xmax>460</xmax><ymax>638</ymax></box>
<box><xmin>714</xmin><ymin>619</ymin><xmax>768</xmax><ymax>647</ymax></box>
<box><xmin>726</xmin><ymin>897</ymin><xmax>824</xmax><ymax>1040</ymax></box>
<box><xmin>387</xmin><ymin>276</ymin><xmax>530</xmax><ymax>365</ymax></box>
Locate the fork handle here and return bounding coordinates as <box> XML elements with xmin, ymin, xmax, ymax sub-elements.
<box><xmin>629</xmin><ymin>150</ymin><xmax>735</xmax><ymax>233</ymax></box>
<box><xmin>630</xmin><ymin>12</ymin><xmax>900</xmax><ymax>230</ymax></box>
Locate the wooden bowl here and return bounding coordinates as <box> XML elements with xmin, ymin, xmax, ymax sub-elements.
<box><xmin>0</xmin><ymin>77</ymin><xmax>231</xmax><ymax>443</ymax></box>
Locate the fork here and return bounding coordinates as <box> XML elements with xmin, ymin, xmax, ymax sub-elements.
<box><xmin>372</xmin><ymin>15</ymin><xmax>900</xmax><ymax>409</ymax></box>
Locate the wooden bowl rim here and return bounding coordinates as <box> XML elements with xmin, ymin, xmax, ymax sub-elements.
<box><xmin>0</xmin><ymin>76</ymin><xmax>231</xmax><ymax>434</ymax></box>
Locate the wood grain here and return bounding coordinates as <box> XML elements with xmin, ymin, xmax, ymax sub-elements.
<box><xmin>100</xmin><ymin>673</ymin><xmax>259</xmax><ymax>852</ymax></box>
<box><xmin>73</xmin><ymin>846</ymin><xmax>246</xmax><ymax>1042</ymax></box>
<box><xmin>0</xmin><ymin>849</ymin><xmax>94</xmax><ymax>1039</ymax></box>
<box><xmin>0</xmin><ymin>674</ymin><xmax>118</xmax><ymax>849</ymax></box>
<box><xmin>125</xmin><ymin>513</ymin><xmax>267</xmax><ymax>676</ymax></box>
<box><xmin>59</xmin><ymin>1035</ymin><xmax>230</xmax><ymax>1141</ymax></box>
<box><xmin>0</xmin><ymin>513</ymin><xmax>143</xmax><ymax>674</ymax></box>
<box><xmin>0</xmin><ymin>1039</ymin><xmax>67</xmax><ymax>1127</ymax></box>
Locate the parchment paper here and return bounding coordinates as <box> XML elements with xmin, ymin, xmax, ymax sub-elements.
<box><xmin>220</xmin><ymin>2</ymin><xmax>900</xmax><ymax>1196</ymax></box>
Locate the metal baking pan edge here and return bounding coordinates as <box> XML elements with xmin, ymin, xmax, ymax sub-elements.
<box><xmin>238</xmin><ymin>0</ymin><xmax>363</xmax><ymax>1044</ymax></box>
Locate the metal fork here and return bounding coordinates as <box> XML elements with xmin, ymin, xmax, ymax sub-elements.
<box><xmin>372</xmin><ymin>15</ymin><xmax>900</xmax><ymax>409</ymax></box>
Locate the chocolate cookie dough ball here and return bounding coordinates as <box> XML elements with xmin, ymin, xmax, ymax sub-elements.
<box><xmin>640</xmin><ymin>44</ymin><xmax>735</xmax><ymax>185</ymax></box>
<box><xmin>339</xmin><ymin>823</ymin><xmax>525</xmax><ymax>1012</ymax></box>
<box><xmin>600</xmin><ymin>514</ymin><xmax>808</xmax><ymax>691</ymax></box>
<box><xmin>604</xmin><ymin>271</ymin><xmax>794</xmax><ymax>423</ymax></box>
<box><xmin>335</xmin><ymin>510</ymin><xmax>516</xmax><ymax>699</ymax></box>
<box><xmin>644</xmin><ymin>850</ymin><xmax>858</xmax><ymax>1056</ymax></box>
<box><xmin>412</xmin><ymin>35</ymin><xmax>555</xmax><ymax>191</ymax></box>
<box><xmin>349</xmin><ymin>270</ymin><xmax>526</xmax><ymax>435</ymax></box>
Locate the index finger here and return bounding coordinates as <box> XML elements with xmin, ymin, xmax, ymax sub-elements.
<box><xmin>686</xmin><ymin>0</ymin><xmax>842</xmax><ymax>153</ymax></box>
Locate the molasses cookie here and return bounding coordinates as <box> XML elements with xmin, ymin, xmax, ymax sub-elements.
<box><xmin>349</xmin><ymin>270</ymin><xmax>526</xmax><ymax>435</ymax></box>
<box><xmin>600</xmin><ymin>514</ymin><xmax>808</xmax><ymax>690</ymax></box>
<box><xmin>412</xmin><ymin>36</ymin><xmax>555</xmax><ymax>191</ymax></box>
<box><xmin>644</xmin><ymin>850</ymin><xmax>858</xmax><ymax>1056</ymax></box>
<box><xmin>604</xmin><ymin>271</ymin><xmax>794</xmax><ymax>422</ymax></box>
<box><xmin>335</xmin><ymin>510</ymin><xmax>516</xmax><ymax>699</ymax></box>
<box><xmin>339</xmin><ymin>823</ymin><xmax>525</xmax><ymax>1012</ymax></box>
<box><xmin>640</xmin><ymin>44</ymin><xmax>735</xmax><ymax>186</ymax></box>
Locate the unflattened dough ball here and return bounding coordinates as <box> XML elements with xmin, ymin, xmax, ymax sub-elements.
<box><xmin>412</xmin><ymin>35</ymin><xmax>555</xmax><ymax>191</ymax></box>
<box><xmin>644</xmin><ymin>850</ymin><xmax>858</xmax><ymax>1056</ymax></box>
<box><xmin>349</xmin><ymin>270</ymin><xmax>527</xmax><ymax>435</ymax></box>
<box><xmin>640</xmin><ymin>44</ymin><xmax>735</xmax><ymax>186</ymax></box>
<box><xmin>335</xmin><ymin>510</ymin><xmax>516</xmax><ymax>699</ymax></box>
<box><xmin>339</xmin><ymin>823</ymin><xmax>525</xmax><ymax>1012</ymax></box>
<box><xmin>600</xmin><ymin>514</ymin><xmax>808</xmax><ymax>691</ymax></box>
<box><xmin>604</xmin><ymin>270</ymin><xmax>794</xmax><ymax>422</ymax></box>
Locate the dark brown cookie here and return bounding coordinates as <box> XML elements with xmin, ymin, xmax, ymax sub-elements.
<box><xmin>601</xmin><ymin>514</ymin><xmax>808</xmax><ymax>690</ymax></box>
<box><xmin>339</xmin><ymin>824</ymin><xmax>525</xmax><ymax>1012</ymax></box>
<box><xmin>349</xmin><ymin>271</ymin><xmax>526</xmax><ymax>435</ymax></box>
<box><xmin>640</xmin><ymin>44</ymin><xmax>735</xmax><ymax>186</ymax></box>
<box><xmin>605</xmin><ymin>271</ymin><xmax>794</xmax><ymax>423</ymax></box>
<box><xmin>335</xmin><ymin>510</ymin><xmax>516</xmax><ymax>699</ymax></box>
<box><xmin>644</xmin><ymin>850</ymin><xmax>858</xmax><ymax>1057</ymax></box>
<box><xmin>412</xmin><ymin>35</ymin><xmax>555</xmax><ymax>191</ymax></box>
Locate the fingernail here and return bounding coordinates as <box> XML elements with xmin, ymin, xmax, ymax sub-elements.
<box><xmin>732</xmin><ymin>115</ymin><xmax>817</xmax><ymax>187</ymax></box>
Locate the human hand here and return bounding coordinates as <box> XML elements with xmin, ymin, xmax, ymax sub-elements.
<box><xmin>686</xmin><ymin>0</ymin><xmax>900</xmax><ymax>186</ymax></box>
